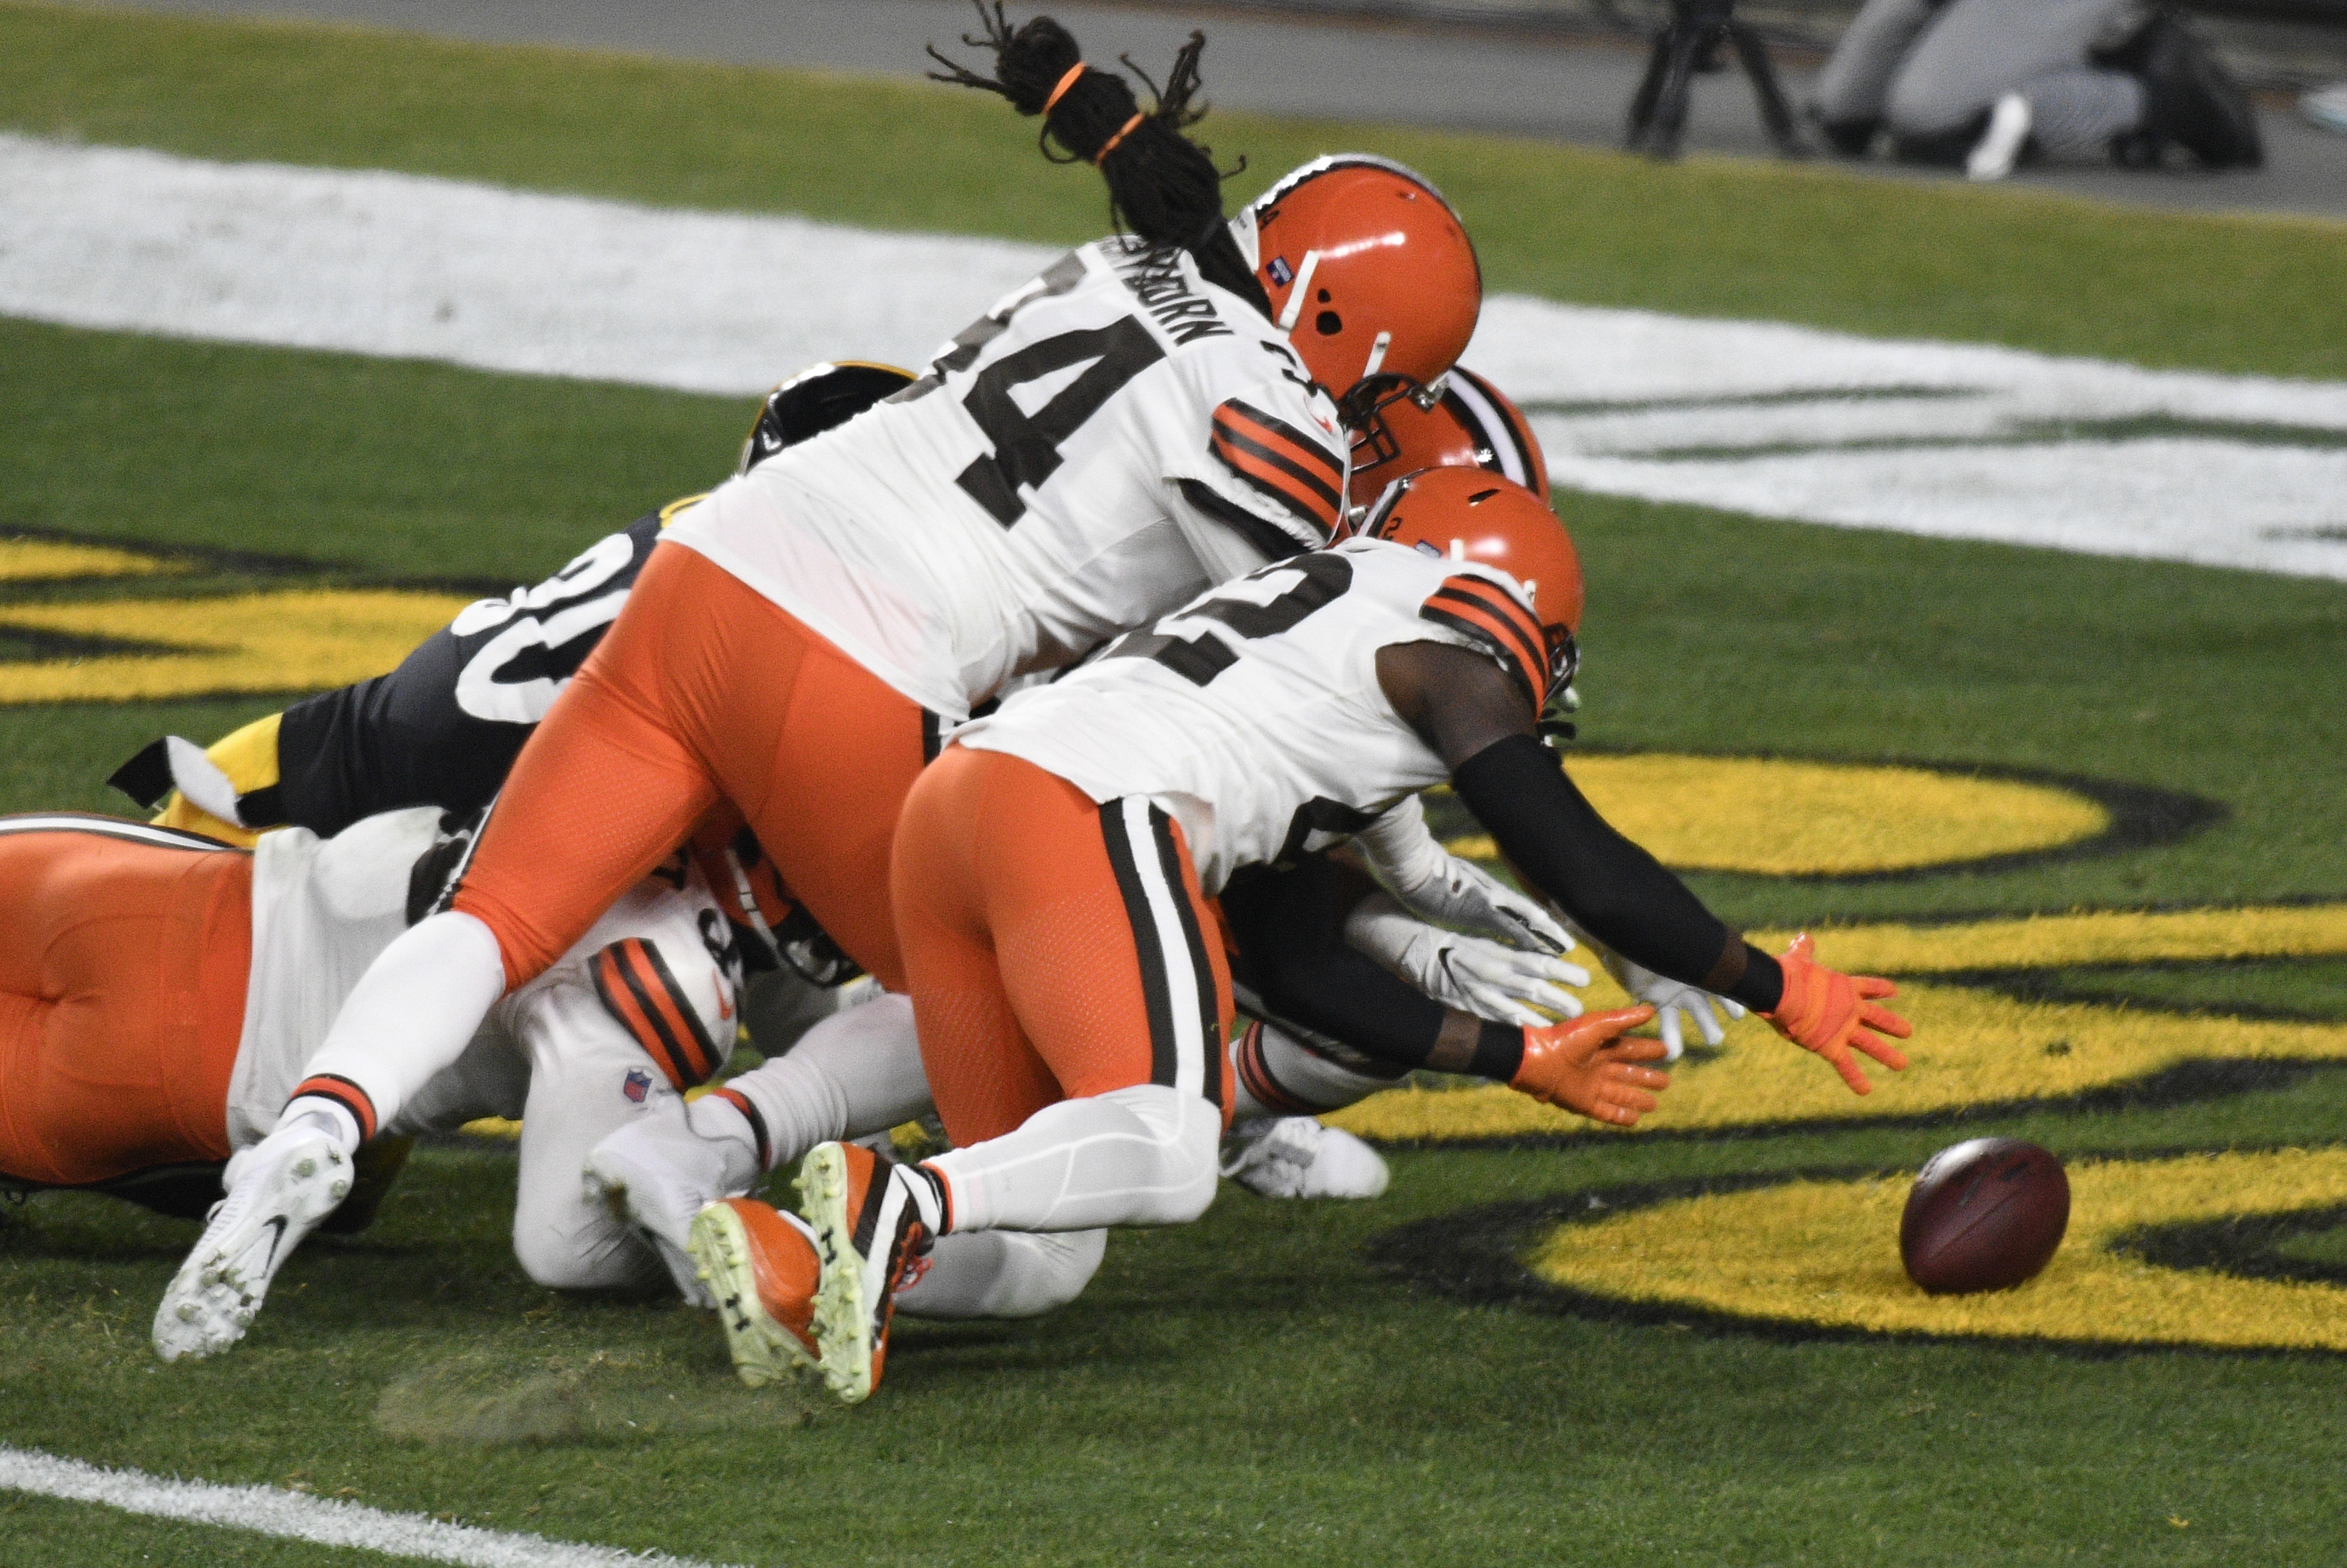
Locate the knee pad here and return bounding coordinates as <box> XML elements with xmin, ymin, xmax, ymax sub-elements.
<box><xmin>1095</xmin><ymin>1083</ymin><xmax>1220</xmax><ymax>1224</ymax></box>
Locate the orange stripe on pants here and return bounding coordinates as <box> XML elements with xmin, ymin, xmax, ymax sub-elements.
<box><xmin>451</xmin><ymin>541</ymin><xmax>930</xmax><ymax>992</ymax></box>
<box><xmin>0</xmin><ymin>822</ymin><xmax>250</xmax><ymax>1185</ymax></box>
<box><xmin>891</xmin><ymin>746</ymin><xmax>1234</xmax><ymax>1147</ymax></box>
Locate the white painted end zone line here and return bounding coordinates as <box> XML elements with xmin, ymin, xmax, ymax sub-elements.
<box><xmin>0</xmin><ymin>1445</ymin><xmax>746</xmax><ymax>1568</ymax></box>
<box><xmin>6</xmin><ymin>132</ymin><xmax>2346</xmax><ymax>580</ymax></box>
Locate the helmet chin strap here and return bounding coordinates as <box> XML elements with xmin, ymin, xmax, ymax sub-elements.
<box><xmin>1360</xmin><ymin>330</ymin><xmax>1392</xmax><ymax>381</ymax></box>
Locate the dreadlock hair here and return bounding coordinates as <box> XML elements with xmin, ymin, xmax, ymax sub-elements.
<box><xmin>927</xmin><ymin>4</ymin><xmax>1272</xmax><ymax>320</ymax></box>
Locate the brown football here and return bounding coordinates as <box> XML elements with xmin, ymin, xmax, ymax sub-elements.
<box><xmin>1899</xmin><ymin>1138</ymin><xmax>2070</xmax><ymax>1294</ymax></box>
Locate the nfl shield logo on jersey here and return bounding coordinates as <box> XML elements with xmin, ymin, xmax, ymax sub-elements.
<box><xmin>621</xmin><ymin>1068</ymin><xmax>652</xmax><ymax>1104</ymax></box>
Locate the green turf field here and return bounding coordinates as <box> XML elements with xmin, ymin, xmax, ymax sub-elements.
<box><xmin>4</xmin><ymin>5</ymin><xmax>2346</xmax><ymax>1564</ymax></box>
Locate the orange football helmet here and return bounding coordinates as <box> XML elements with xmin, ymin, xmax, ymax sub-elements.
<box><xmin>1348</xmin><ymin>365</ymin><xmax>1548</xmax><ymax>513</ymax></box>
<box><xmin>1355</xmin><ymin>467</ymin><xmax>1582</xmax><ymax>708</ymax></box>
<box><xmin>1236</xmin><ymin>156</ymin><xmax>1481</xmax><ymax>444</ymax></box>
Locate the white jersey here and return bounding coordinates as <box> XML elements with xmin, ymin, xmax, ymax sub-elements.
<box><xmin>955</xmin><ymin>538</ymin><xmax>1550</xmax><ymax>894</ymax></box>
<box><xmin>664</xmin><ymin>240</ymin><xmax>1349</xmax><ymax>720</ymax></box>
<box><xmin>228</xmin><ymin>809</ymin><xmax>739</xmax><ymax>1151</ymax></box>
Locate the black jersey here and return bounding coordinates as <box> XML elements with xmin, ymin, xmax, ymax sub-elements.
<box><xmin>109</xmin><ymin>362</ymin><xmax>918</xmax><ymax>840</ymax></box>
<box><xmin>270</xmin><ymin>512</ymin><xmax>661</xmax><ymax>834</ymax></box>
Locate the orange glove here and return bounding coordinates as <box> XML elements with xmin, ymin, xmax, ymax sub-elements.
<box><xmin>1763</xmin><ymin>934</ymin><xmax>1912</xmax><ymax>1095</ymax></box>
<box><xmin>1510</xmin><ymin>1005</ymin><xmax>1668</xmax><ymax>1126</ymax></box>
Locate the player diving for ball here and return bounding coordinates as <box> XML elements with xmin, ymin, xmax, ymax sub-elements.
<box><xmin>687</xmin><ymin>468</ymin><xmax>1914</xmax><ymax>1404</ymax></box>
<box><xmin>154</xmin><ymin>10</ymin><xmax>1506</xmax><ymax>1358</ymax></box>
<box><xmin>0</xmin><ymin>807</ymin><xmax>742</xmax><ymax>1323</ymax></box>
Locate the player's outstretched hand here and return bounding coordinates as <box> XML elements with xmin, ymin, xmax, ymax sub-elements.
<box><xmin>1761</xmin><ymin>934</ymin><xmax>1911</xmax><ymax>1095</ymax></box>
<box><xmin>1436</xmin><ymin>931</ymin><xmax>1591</xmax><ymax>1024</ymax></box>
<box><xmin>1510</xmin><ymin>1005</ymin><xmax>1667</xmax><ymax>1125</ymax></box>
<box><xmin>1383</xmin><ymin>849</ymin><xmax>1577</xmax><ymax>956</ymax></box>
<box><xmin>1347</xmin><ymin>893</ymin><xmax>1591</xmax><ymax>1025</ymax></box>
<box><xmin>1593</xmin><ymin>942</ymin><xmax>1746</xmax><ymax>1061</ymax></box>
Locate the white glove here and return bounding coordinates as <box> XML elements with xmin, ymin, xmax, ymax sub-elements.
<box><xmin>1582</xmin><ymin>937</ymin><xmax>1746</xmax><ymax>1062</ymax></box>
<box><xmin>1346</xmin><ymin>894</ymin><xmax>1590</xmax><ymax>1026</ymax></box>
<box><xmin>1348</xmin><ymin>796</ymin><xmax>1575</xmax><ymax>955</ymax></box>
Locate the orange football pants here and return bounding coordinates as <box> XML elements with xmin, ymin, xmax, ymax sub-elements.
<box><xmin>891</xmin><ymin>746</ymin><xmax>1234</xmax><ymax>1147</ymax></box>
<box><xmin>0</xmin><ymin>819</ymin><xmax>251</xmax><ymax>1185</ymax></box>
<box><xmin>452</xmin><ymin>541</ymin><xmax>931</xmax><ymax>993</ymax></box>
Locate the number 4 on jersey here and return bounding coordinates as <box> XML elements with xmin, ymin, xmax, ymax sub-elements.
<box><xmin>956</xmin><ymin>319</ymin><xmax>1166</xmax><ymax>527</ymax></box>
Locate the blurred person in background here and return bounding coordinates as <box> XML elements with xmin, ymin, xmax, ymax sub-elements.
<box><xmin>1811</xmin><ymin>0</ymin><xmax>2262</xmax><ymax>179</ymax></box>
<box><xmin>2305</xmin><ymin>79</ymin><xmax>2347</xmax><ymax>132</ymax></box>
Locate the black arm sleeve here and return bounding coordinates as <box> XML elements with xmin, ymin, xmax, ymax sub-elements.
<box><xmin>1450</xmin><ymin>734</ymin><xmax>1784</xmax><ymax>1013</ymax></box>
<box><xmin>1219</xmin><ymin>857</ymin><xmax>1523</xmax><ymax>1079</ymax></box>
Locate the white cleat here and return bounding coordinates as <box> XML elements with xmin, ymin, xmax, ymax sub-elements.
<box><xmin>152</xmin><ymin>1123</ymin><xmax>350</xmax><ymax>1361</ymax></box>
<box><xmin>1220</xmin><ymin>1116</ymin><xmax>1390</xmax><ymax>1201</ymax></box>
<box><xmin>1967</xmin><ymin>92</ymin><xmax>2033</xmax><ymax>181</ymax></box>
<box><xmin>584</xmin><ymin>1095</ymin><xmax>736</xmax><ymax>1310</ymax></box>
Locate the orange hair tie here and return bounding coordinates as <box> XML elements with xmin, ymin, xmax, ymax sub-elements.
<box><xmin>1043</xmin><ymin>62</ymin><xmax>1087</xmax><ymax>117</ymax></box>
<box><xmin>1093</xmin><ymin>112</ymin><xmax>1145</xmax><ymax>166</ymax></box>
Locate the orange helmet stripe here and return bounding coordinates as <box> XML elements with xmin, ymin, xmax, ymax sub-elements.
<box><xmin>590</xmin><ymin>936</ymin><xmax>723</xmax><ymax>1090</ymax></box>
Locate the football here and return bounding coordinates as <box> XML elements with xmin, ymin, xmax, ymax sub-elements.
<box><xmin>1899</xmin><ymin>1138</ymin><xmax>2070</xmax><ymax>1294</ymax></box>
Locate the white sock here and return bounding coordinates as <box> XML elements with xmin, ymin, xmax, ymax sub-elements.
<box><xmin>680</xmin><ymin>1093</ymin><xmax>764</xmax><ymax>1194</ymax></box>
<box><xmin>897</xmin><ymin>1229</ymin><xmax>1106</xmax><ymax>1320</ymax></box>
<box><xmin>722</xmin><ymin>992</ymin><xmax>931</xmax><ymax>1172</ymax></box>
<box><xmin>1233</xmin><ymin>1020</ymin><xmax>1408</xmax><ymax>1118</ymax></box>
<box><xmin>279</xmin><ymin>911</ymin><xmax>507</xmax><ymax>1146</ymax></box>
<box><xmin>925</xmin><ymin>1084</ymin><xmax>1220</xmax><ymax>1234</ymax></box>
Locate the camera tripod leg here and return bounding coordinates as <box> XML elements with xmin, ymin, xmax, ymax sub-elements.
<box><xmin>1729</xmin><ymin>22</ymin><xmax>1808</xmax><ymax>155</ymax></box>
<box><xmin>1649</xmin><ymin>22</ymin><xmax>1713</xmax><ymax>160</ymax></box>
<box><xmin>1627</xmin><ymin>20</ymin><xmax>1712</xmax><ymax>160</ymax></box>
<box><xmin>1624</xmin><ymin>28</ymin><xmax>1674</xmax><ymax>152</ymax></box>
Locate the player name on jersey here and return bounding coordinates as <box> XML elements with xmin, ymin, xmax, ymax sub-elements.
<box><xmin>1112</xmin><ymin>246</ymin><xmax>1236</xmax><ymax>346</ymax></box>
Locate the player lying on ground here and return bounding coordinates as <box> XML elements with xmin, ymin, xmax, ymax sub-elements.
<box><xmin>158</xmin><ymin>10</ymin><xmax>1495</xmax><ymax>1359</ymax></box>
<box><xmin>734</xmin><ymin>468</ymin><xmax>1912</xmax><ymax>1403</ymax></box>
<box><xmin>0</xmin><ymin>809</ymin><xmax>740</xmax><ymax>1346</ymax></box>
<box><xmin>579</xmin><ymin>825</ymin><xmax>1630</xmax><ymax>1338</ymax></box>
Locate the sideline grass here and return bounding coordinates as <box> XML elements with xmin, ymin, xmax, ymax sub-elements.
<box><xmin>9</xmin><ymin>1</ymin><xmax>2347</xmax><ymax>378</ymax></box>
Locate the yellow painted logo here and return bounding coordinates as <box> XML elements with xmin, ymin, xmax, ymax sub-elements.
<box><xmin>1328</xmin><ymin>903</ymin><xmax>2347</xmax><ymax>1143</ymax></box>
<box><xmin>0</xmin><ymin>538</ymin><xmax>469</xmax><ymax>703</ymax></box>
<box><xmin>1442</xmin><ymin>754</ymin><xmax>2113</xmax><ymax>877</ymax></box>
<box><xmin>1511</xmin><ymin>1148</ymin><xmax>2347</xmax><ymax>1354</ymax></box>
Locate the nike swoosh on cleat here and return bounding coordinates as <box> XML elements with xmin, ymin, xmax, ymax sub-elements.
<box><xmin>260</xmin><ymin>1214</ymin><xmax>290</xmax><ymax>1273</ymax></box>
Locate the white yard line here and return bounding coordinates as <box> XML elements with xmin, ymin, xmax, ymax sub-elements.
<box><xmin>5</xmin><ymin>132</ymin><xmax>2345</xmax><ymax>579</ymax></box>
<box><xmin>0</xmin><ymin>1445</ymin><xmax>745</xmax><ymax>1568</ymax></box>
<box><xmin>0</xmin><ymin>134</ymin><xmax>1054</xmax><ymax>394</ymax></box>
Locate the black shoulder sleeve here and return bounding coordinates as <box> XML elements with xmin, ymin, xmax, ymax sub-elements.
<box><xmin>1450</xmin><ymin>735</ymin><xmax>1784</xmax><ymax>1013</ymax></box>
<box><xmin>273</xmin><ymin>515</ymin><xmax>661</xmax><ymax>835</ymax></box>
